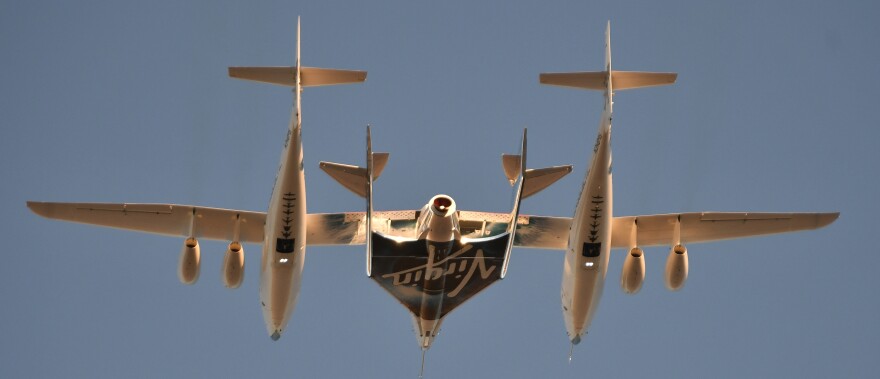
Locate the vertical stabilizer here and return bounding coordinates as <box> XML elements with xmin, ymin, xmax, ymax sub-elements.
<box><xmin>604</xmin><ymin>21</ymin><xmax>613</xmax><ymax>113</ymax></box>
<box><xmin>604</xmin><ymin>21</ymin><xmax>612</xmax><ymax>72</ymax></box>
<box><xmin>295</xmin><ymin>17</ymin><xmax>302</xmax><ymax>128</ymax></box>
<box><xmin>500</xmin><ymin>129</ymin><xmax>527</xmax><ymax>279</ymax></box>
<box><xmin>365</xmin><ymin>126</ymin><xmax>374</xmax><ymax>277</ymax></box>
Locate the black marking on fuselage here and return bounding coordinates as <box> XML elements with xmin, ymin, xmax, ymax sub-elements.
<box><xmin>276</xmin><ymin>238</ymin><xmax>295</xmax><ymax>253</ymax></box>
<box><xmin>276</xmin><ymin>192</ymin><xmax>297</xmax><ymax>253</ymax></box>
<box><xmin>583</xmin><ymin>242</ymin><xmax>602</xmax><ymax>257</ymax></box>
<box><xmin>587</xmin><ymin>195</ymin><xmax>604</xmax><ymax>243</ymax></box>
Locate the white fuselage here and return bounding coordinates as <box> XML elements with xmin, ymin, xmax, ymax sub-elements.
<box><xmin>561</xmin><ymin>96</ymin><xmax>613</xmax><ymax>344</ymax></box>
<box><xmin>260</xmin><ymin>89</ymin><xmax>307</xmax><ymax>340</ymax></box>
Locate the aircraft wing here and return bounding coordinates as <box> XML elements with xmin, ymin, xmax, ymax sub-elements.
<box><xmin>27</xmin><ymin>202</ymin><xmax>266</xmax><ymax>243</ymax></box>
<box><xmin>26</xmin><ymin>203</ymin><xmax>415</xmax><ymax>247</ymax></box>
<box><xmin>304</xmin><ymin>210</ymin><xmax>572</xmax><ymax>249</ymax></box>
<box><xmin>29</xmin><ymin>203</ymin><xmax>837</xmax><ymax>250</ymax></box>
<box><xmin>609</xmin><ymin>212</ymin><xmax>839</xmax><ymax>248</ymax></box>
<box><xmin>305</xmin><ymin>211</ymin><xmax>417</xmax><ymax>246</ymax></box>
<box><xmin>452</xmin><ymin>211</ymin><xmax>838</xmax><ymax>250</ymax></box>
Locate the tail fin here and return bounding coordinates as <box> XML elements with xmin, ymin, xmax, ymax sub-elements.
<box><xmin>318</xmin><ymin>133</ymin><xmax>389</xmax><ymax>198</ymax></box>
<box><xmin>539</xmin><ymin>21</ymin><xmax>676</xmax><ymax>94</ymax></box>
<box><xmin>364</xmin><ymin>126</ymin><xmax>375</xmax><ymax>277</ymax></box>
<box><xmin>317</xmin><ymin>126</ymin><xmax>388</xmax><ymax>276</ymax></box>
<box><xmin>500</xmin><ymin>128</ymin><xmax>527</xmax><ymax>279</ymax></box>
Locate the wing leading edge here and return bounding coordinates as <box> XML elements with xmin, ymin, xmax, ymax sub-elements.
<box><xmin>27</xmin><ymin>202</ymin><xmax>266</xmax><ymax>243</ymax></box>
<box><xmin>305</xmin><ymin>211</ymin><xmax>837</xmax><ymax>250</ymax></box>
<box><xmin>27</xmin><ymin>202</ymin><xmax>838</xmax><ymax>251</ymax></box>
<box><xmin>609</xmin><ymin>212</ymin><xmax>839</xmax><ymax>248</ymax></box>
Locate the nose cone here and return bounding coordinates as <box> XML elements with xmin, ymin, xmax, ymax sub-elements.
<box><xmin>270</xmin><ymin>330</ymin><xmax>282</xmax><ymax>341</ymax></box>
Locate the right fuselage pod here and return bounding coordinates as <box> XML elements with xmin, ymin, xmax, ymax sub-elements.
<box><xmin>561</xmin><ymin>120</ymin><xmax>613</xmax><ymax>344</ymax></box>
<box><xmin>259</xmin><ymin>119</ymin><xmax>308</xmax><ymax>341</ymax></box>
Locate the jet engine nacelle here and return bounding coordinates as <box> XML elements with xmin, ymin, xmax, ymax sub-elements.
<box><xmin>664</xmin><ymin>244</ymin><xmax>688</xmax><ymax>291</ymax></box>
<box><xmin>178</xmin><ymin>238</ymin><xmax>201</xmax><ymax>285</ymax></box>
<box><xmin>222</xmin><ymin>242</ymin><xmax>245</xmax><ymax>289</ymax></box>
<box><xmin>620</xmin><ymin>247</ymin><xmax>645</xmax><ymax>294</ymax></box>
<box><xmin>417</xmin><ymin>195</ymin><xmax>460</xmax><ymax>242</ymax></box>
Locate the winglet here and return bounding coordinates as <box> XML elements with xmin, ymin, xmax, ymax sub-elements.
<box><xmin>365</xmin><ymin>126</ymin><xmax>374</xmax><ymax>277</ymax></box>
<box><xmin>316</xmin><ymin>125</ymin><xmax>389</xmax><ymax>277</ymax></box>
<box><xmin>296</xmin><ymin>16</ymin><xmax>301</xmax><ymax>85</ymax></box>
<box><xmin>500</xmin><ymin>129</ymin><xmax>527</xmax><ymax>279</ymax></box>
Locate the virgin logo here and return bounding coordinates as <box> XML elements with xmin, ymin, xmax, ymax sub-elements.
<box><xmin>381</xmin><ymin>244</ymin><xmax>497</xmax><ymax>297</ymax></box>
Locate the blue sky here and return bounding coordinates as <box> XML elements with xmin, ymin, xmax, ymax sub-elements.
<box><xmin>2</xmin><ymin>1</ymin><xmax>878</xmax><ymax>378</ymax></box>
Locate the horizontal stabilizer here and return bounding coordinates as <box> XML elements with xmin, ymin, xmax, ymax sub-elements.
<box><xmin>228</xmin><ymin>66</ymin><xmax>367</xmax><ymax>87</ymax></box>
<box><xmin>539</xmin><ymin>70</ymin><xmax>676</xmax><ymax>91</ymax></box>
<box><xmin>612</xmin><ymin>71</ymin><xmax>677</xmax><ymax>90</ymax></box>
<box><xmin>319</xmin><ymin>162</ymin><xmax>369</xmax><ymax>197</ymax></box>
<box><xmin>319</xmin><ymin>152</ymin><xmax>389</xmax><ymax>198</ymax></box>
<box><xmin>540</xmin><ymin>72</ymin><xmax>606</xmax><ymax>90</ymax></box>
<box><xmin>501</xmin><ymin>155</ymin><xmax>572</xmax><ymax>198</ymax></box>
<box><xmin>523</xmin><ymin>165</ymin><xmax>573</xmax><ymax>199</ymax></box>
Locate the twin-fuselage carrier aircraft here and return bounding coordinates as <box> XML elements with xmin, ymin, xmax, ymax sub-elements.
<box><xmin>28</xmin><ymin>20</ymin><xmax>837</xmax><ymax>370</ymax></box>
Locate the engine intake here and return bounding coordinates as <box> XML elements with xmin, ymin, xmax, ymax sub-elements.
<box><xmin>178</xmin><ymin>238</ymin><xmax>201</xmax><ymax>285</ymax></box>
<box><xmin>430</xmin><ymin>195</ymin><xmax>455</xmax><ymax>216</ymax></box>
<box><xmin>664</xmin><ymin>244</ymin><xmax>688</xmax><ymax>291</ymax></box>
<box><xmin>417</xmin><ymin>195</ymin><xmax>460</xmax><ymax>242</ymax></box>
<box><xmin>222</xmin><ymin>242</ymin><xmax>245</xmax><ymax>289</ymax></box>
<box><xmin>620</xmin><ymin>247</ymin><xmax>645</xmax><ymax>294</ymax></box>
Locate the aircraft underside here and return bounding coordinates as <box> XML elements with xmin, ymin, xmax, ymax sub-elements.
<box><xmin>24</xmin><ymin>19</ymin><xmax>840</xmax><ymax>379</ymax></box>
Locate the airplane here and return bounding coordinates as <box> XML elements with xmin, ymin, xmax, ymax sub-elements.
<box><xmin>26</xmin><ymin>20</ymin><xmax>837</xmax><ymax>376</ymax></box>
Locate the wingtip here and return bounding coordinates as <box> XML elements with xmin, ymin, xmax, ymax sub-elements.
<box><xmin>26</xmin><ymin>201</ymin><xmax>48</xmax><ymax>217</ymax></box>
<box><xmin>818</xmin><ymin>212</ymin><xmax>840</xmax><ymax>228</ymax></box>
